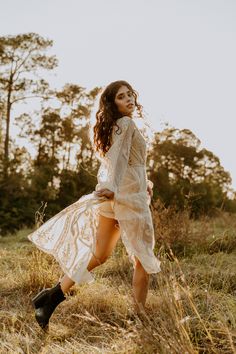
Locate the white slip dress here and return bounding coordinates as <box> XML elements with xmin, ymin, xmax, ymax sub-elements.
<box><xmin>28</xmin><ymin>116</ymin><xmax>161</xmax><ymax>284</ymax></box>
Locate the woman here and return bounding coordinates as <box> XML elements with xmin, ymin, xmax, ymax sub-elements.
<box><xmin>28</xmin><ymin>80</ymin><xmax>161</xmax><ymax>330</ymax></box>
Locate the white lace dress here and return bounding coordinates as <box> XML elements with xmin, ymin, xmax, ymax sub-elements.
<box><xmin>28</xmin><ymin>116</ymin><xmax>161</xmax><ymax>284</ymax></box>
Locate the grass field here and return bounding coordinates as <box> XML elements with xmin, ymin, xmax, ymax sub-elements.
<box><xmin>0</xmin><ymin>210</ymin><xmax>236</xmax><ymax>353</ymax></box>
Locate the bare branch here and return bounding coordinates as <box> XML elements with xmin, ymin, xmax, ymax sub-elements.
<box><xmin>13</xmin><ymin>46</ymin><xmax>36</xmax><ymax>74</ymax></box>
<box><xmin>11</xmin><ymin>94</ymin><xmax>55</xmax><ymax>104</ymax></box>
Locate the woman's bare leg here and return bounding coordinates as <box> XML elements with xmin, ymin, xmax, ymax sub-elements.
<box><xmin>132</xmin><ymin>257</ymin><xmax>150</xmax><ymax>312</ymax></box>
<box><xmin>60</xmin><ymin>215</ymin><xmax>120</xmax><ymax>293</ymax></box>
<box><xmin>60</xmin><ymin>275</ymin><xmax>75</xmax><ymax>293</ymax></box>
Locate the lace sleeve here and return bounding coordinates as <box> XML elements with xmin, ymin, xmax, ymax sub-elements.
<box><xmin>110</xmin><ymin>116</ymin><xmax>136</xmax><ymax>194</ymax></box>
<box><xmin>97</xmin><ymin>116</ymin><xmax>135</xmax><ymax>196</ymax></box>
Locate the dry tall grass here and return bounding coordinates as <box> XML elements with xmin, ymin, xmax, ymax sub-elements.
<box><xmin>0</xmin><ymin>208</ymin><xmax>236</xmax><ymax>353</ymax></box>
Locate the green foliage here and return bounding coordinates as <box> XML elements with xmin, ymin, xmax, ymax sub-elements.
<box><xmin>0</xmin><ymin>32</ymin><xmax>58</xmax><ymax>177</ymax></box>
<box><xmin>147</xmin><ymin>127</ymin><xmax>235</xmax><ymax>217</ymax></box>
<box><xmin>0</xmin><ymin>32</ymin><xmax>235</xmax><ymax>235</ymax></box>
<box><xmin>0</xmin><ymin>34</ymin><xmax>101</xmax><ymax>234</ymax></box>
<box><xmin>0</xmin><ymin>172</ymin><xmax>34</xmax><ymax>235</ymax></box>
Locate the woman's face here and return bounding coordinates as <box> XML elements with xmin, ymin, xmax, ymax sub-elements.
<box><xmin>114</xmin><ymin>85</ymin><xmax>135</xmax><ymax>117</ymax></box>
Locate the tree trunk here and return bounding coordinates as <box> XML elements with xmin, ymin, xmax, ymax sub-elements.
<box><xmin>4</xmin><ymin>73</ymin><xmax>13</xmax><ymax>177</ymax></box>
<box><xmin>0</xmin><ymin>109</ymin><xmax>3</xmax><ymax>149</ymax></box>
<box><xmin>66</xmin><ymin>144</ymin><xmax>71</xmax><ymax>169</ymax></box>
<box><xmin>52</xmin><ymin>132</ymin><xmax>55</xmax><ymax>160</ymax></box>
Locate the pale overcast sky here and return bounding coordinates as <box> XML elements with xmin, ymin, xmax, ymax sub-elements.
<box><xmin>1</xmin><ymin>0</ymin><xmax>236</xmax><ymax>189</ymax></box>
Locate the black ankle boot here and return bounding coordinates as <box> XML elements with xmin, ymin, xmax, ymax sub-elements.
<box><xmin>32</xmin><ymin>283</ymin><xmax>66</xmax><ymax>330</ymax></box>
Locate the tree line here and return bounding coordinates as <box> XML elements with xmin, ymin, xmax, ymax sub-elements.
<box><xmin>0</xmin><ymin>33</ymin><xmax>235</xmax><ymax>235</ymax></box>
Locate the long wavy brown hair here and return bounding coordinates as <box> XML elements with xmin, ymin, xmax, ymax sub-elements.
<box><xmin>93</xmin><ymin>80</ymin><xmax>143</xmax><ymax>157</ymax></box>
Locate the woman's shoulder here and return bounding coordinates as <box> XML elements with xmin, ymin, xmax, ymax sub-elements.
<box><xmin>116</xmin><ymin>116</ymin><xmax>136</xmax><ymax>128</ymax></box>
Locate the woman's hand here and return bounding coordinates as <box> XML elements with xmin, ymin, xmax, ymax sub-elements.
<box><xmin>147</xmin><ymin>185</ymin><xmax>153</xmax><ymax>198</ymax></box>
<box><xmin>95</xmin><ymin>189</ymin><xmax>115</xmax><ymax>200</ymax></box>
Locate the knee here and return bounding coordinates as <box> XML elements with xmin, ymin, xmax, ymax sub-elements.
<box><xmin>134</xmin><ymin>259</ymin><xmax>149</xmax><ymax>281</ymax></box>
<box><xmin>97</xmin><ymin>253</ymin><xmax>109</xmax><ymax>265</ymax></box>
<box><xmin>134</xmin><ymin>258</ymin><xmax>146</xmax><ymax>272</ymax></box>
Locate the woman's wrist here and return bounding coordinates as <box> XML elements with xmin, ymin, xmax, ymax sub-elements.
<box><xmin>147</xmin><ymin>179</ymin><xmax>154</xmax><ymax>189</ymax></box>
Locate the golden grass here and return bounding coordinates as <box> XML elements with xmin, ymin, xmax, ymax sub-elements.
<box><xmin>0</xmin><ymin>213</ymin><xmax>236</xmax><ymax>353</ymax></box>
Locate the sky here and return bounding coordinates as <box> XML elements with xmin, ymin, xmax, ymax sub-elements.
<box><xmin>1</xmin><ymin>0</ymin><xmax>236</xmax><ymax>189</ymax></box>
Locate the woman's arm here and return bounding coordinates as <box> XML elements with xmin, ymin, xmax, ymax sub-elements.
<box><xmin>95</xmin><ymin>116</ymin><xmax>135</xmax><ymax>199</ymax></box>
